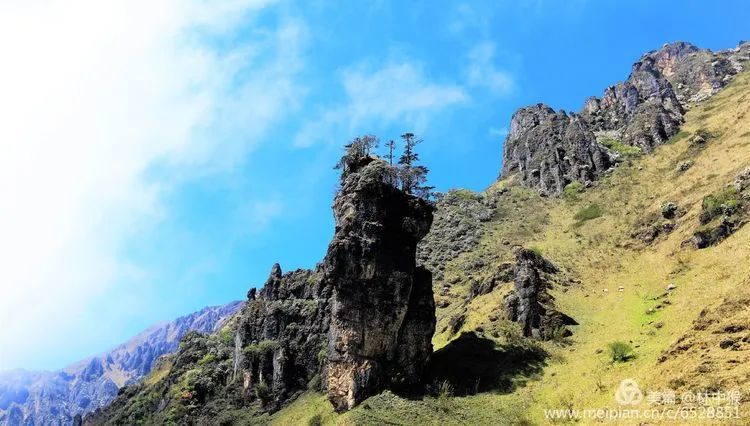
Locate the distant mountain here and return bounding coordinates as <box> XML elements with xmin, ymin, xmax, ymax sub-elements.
<box><xmin>0</xmin><ymin>301</ymin><xmax>243</xmax><ymax>426</ymax></box>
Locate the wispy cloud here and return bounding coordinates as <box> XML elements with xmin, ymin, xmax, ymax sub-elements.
<box><xmin>465</xmin><ymin>42</ymin><xmax>515</xmax><ymax>95</ymax></box>
<box><xmin>0</xmin><ymin>0</ymin><xmax>304</xmax><ymax>369</ymax></box>
<box><xmin>294</xmin><ymin>62</ymin><xmax>467</xmax><ymax>147</ymax></box>
<box><xmin>236</xmin><ymin>198</ymin><xmax>284</xmax><ymax>235</ymax></box>
<box><xmin>490</xmin><ymin>127</ymin><xmax>509</xmax><ymax>138</ymax></box>
<box><xmin>448</xmin><ymin>3</ymin><xmax>490</xmax><ymax>36</ymax></box>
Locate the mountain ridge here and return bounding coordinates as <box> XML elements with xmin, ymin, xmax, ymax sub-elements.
<box><xmin>501</xmin><ymin>40</ymin><xmax>750</xmax><ymax>196</ymax></box>
<box><xmin>0</xmin><ymin>301</ymin><xmax>243</xmax><ymax>426</ymax></box>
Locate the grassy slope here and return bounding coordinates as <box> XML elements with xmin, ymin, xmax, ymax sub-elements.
<box><xmin>267</xmin><ymin>69</ymin><xmax>750</xmax><ymax>425</ymax></box>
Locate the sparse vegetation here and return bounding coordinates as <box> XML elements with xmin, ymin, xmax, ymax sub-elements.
<box><xmin>599</xmin><ymin>136</ymin><xmax>642</xmax><ymax>157</ymax></box>
<box><xmin>700</xmin><ymin>186</ymin><xmax>741</xmax><ymax>224</ymax></box>
<box><xmin>669</xmin><ymin>130</ymin><xmax>690</xmax><ymax>144</ymax></box>
<box><xmin>437</xmin><ymin>380</ymin><xmax>454</xmax><ymax>412</ymax></box>
<box><xmin>608</xmin><ymin>341</ymin><xmax>635</xmax><ymax>363</ymax></box>
<box><xmin>562</xmin><ymin>181</ymin><xmax>584</xmax><ymax>200</ymax></box>
<box><xmin>198</xmin><ymin>353</ymin><xmax>216</xmax><ymax>366</ymax></box>
<box><xmin>244</xmin><ymin>340</ymin><xmax>280</xmax><ymax>359</ymax></box>
<box><xmin>307</xmin><ymin>413</ymin><xmax>322</xmax><ymax>426</ymax></box>
<box><xmin>334</xmin><ymin>132</ymin><xmax>435</xmax><ymax>200</ymax></box>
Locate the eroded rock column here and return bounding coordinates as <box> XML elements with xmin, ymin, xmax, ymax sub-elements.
<box><xmin>323</xmin><ymin>159</ymin><xmax>434</xmax><ymax>412</ymax></box>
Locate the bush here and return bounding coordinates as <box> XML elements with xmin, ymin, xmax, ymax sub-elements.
<box><xmin>563</xmin><ymin>181</ymin><xmax>584</xmax><ymax>200</ymax></box>
<box><xmin>573</xmin><ymin>204</ymin><xmax>603</xmax><ymax>225</ymax></box>
<box><xmin>243</xmin><ymin>340</ymin><xmax>279</xmax><ymax>360</ymax></box>
<box><xmin>450</xmin><ymin>188</ymin><xmax>482</xmax><ymax>202</ymax></box>
<box><xmin>608</xmin><ymin>341</ymin><xmax>635</xmax><ymax>363</ymax></box>
<box><xmin>599</xmin><ymin>137</ymin><xmax>642</xmax><ymax>157</ymax></box>
<box><xmin>700</xmin><ymin>187</ymin><xmax>741</xmax><ymax>224</ymax></box>
<box><xmin>308</xmin><ymin>414</ymin><xmax>323</xmax><ymax>426</ymax></box>
<box><xmin>254</xmin><ymin>382</ymin><xmax>272</xmax><ymax>404</ymax></box>
<box><xmin>669</xmin><ymin>130</ymin><xmax>690</xmax><ymax>144</ymax></box>
<box><xmin>197</xmin><ymin>354</ymin><xmax>216</xmax><ymax>366</ymax></box>
<box><xmin>218</xmin><ymin>327</ymin><xmax>234</xmax><ymax>345</ymax></box>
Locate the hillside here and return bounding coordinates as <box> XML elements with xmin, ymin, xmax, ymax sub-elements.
<box><xmin>271</xmin><ymin>45</ymin><xmax>750</xmax><ymax>426</ymax></box>
<box><xmin>0</xmin><ymin>302</ymin><xmax>242</xmax><ymax>426</ymax></box>
<box><xmin>87</xmin><ymin>41</ymin><xmax>750</xmax><ymax>425</ymax></box>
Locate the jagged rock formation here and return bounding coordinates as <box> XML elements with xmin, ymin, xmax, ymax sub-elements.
<box><xmin>501</xmin><ymin>41</ymin><xmax>749</xmax><ymax>196</ymax></box>
<box><xmin>501</xmin><ymin>104</ymin><xmax>613</xmax><ymax>196</ymax></box>
<box><xmin>325</xmin><ymin>158</ymin><xmax>435</xmax><ymax>412</ymax></box>
<box><xmin>0</xmin><ymin>302</ymin><xmax>242</xmax><ymax>426</ymax></box>
<box><xmin>647</xmin><ymin>41</ymin><xmax>750</xmax><ymax>104</ymax></box>
<box><xmin>235</xmin><ymin>264</ymin><xmax>329</xmax><ymax>409</ymax></box>
<box><xmin>84</xmin><ymin>157</ymin><xmax>435</xmax><ymax>423</ymax></box>
<box><xmin>504</xmin><ymin>249</ymin><xmax>576</xmax><ymax>340</ymax></box>
<box><xmin>582</xmin><ymin>49</ymin><xmax>685</xmax><ymax>152</ymax></box>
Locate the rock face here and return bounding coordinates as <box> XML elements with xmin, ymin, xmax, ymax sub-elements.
<box><xmin>235</xmin><ymin>158</ymin><xmax>436</xmax><ymax>413</ymax></box>
<box><xmin>325</xmin><ymin>158</ymin><xmax>435</xmax><ymax>412</ymax></box>
<box><xmin>0</xmin><ymin>302</ymin><xmax>242</xmax><ymax>426</ymax></box>
<box><xmin>504</xmin><ymin>249</ymin><xmax>576</xmax><ymax>340</ymax></box>
<box><xmin>646</xmin><ymin>41</ymin><xmax>748</xmax><ymax>105</ymax></box>
<box><xmin>417</xmin><ymin>189</ymin><xmax>496</xmax><ymax>282</ymax></box>
<box><xmin>234</xmin><ymin>264</ymin><xmax>330</xmax><ymax>409</ymax></box>
<box><xmin>501</xmin><ymin>104</ymin><xmax>613</xmax><ymax>196</ymax></box>
<box><xmin>501</xmin><ymin>41</ymin><xmax>749</xmax><ymax>195</ymax></box>
<box><xmin>582</xmin><ymin>52</ymin><xmax>684</xmax><ymax>152</ymax></box>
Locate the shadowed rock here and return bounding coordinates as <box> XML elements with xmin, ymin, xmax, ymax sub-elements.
<box><xmin>504</xmin><ymin>249</ymin><xmax>577</xmax><ymax>340</ymax></box>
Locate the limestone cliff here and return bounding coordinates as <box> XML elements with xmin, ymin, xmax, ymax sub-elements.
<box><xmin>324</xmin><ymin>158</ymin><xmax>434</xmax><ymax>412</ymax></box>
<box><xmin>501</xmin><ymin>41</ymin><xmax>749</xmax><ymax>196</ymax></box>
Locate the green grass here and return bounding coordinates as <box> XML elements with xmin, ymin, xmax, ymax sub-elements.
<box><xmin>700</xmin><ymin>186</ymin><xmax>742</xmax><ymax>224</ymax></box>
<box><xmin>573</xmin><ymin>203</ymin><xmax>603</xmax><ymax>226</ymax></box>
<box><xmin>669</xmin><ymin>130</ymin><xmax>690</xmax><ymax>144</ymax></box>
<box><xmin>562</xmin><ymin>181</ymin><xmax>584</xmax><ymax>200</ymax></box>
<box><xmin>599</xmin><ymin>136</ymin><xmax>643</xmax><ymax>157</ymax></box>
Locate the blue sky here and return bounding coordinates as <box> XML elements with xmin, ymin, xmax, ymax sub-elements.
<box><xmin>0</xmin><ymin>0</ymin><xmax>748</xmax><ymax>371</ymax></box>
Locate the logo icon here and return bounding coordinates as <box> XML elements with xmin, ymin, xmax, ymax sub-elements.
<box><xmin>615</xmin><ymin>379</ymin><xmax>643</xmax><ymax>405</ymax></box>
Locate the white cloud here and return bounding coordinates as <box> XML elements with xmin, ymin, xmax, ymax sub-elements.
<box><xmin>449</xmin><ymin>3</ymin><xmax>489</xmax><ymax>35</ymax></box>
<box><xmin>237</xmin><ymin>198</ymin><xmax>284</xmax><ymax>234</ymax></box>
<box><xmin>466</xmin><ymin>42</ymin><xmax>515</xmax><ymax>95</ymax></box>
<box><xmin>294</xmin><ymin>62</ymin><xmax>467</xmax><ymax>147</ymax></box>
<box><xmin>490</xmin><ymin>127</ymin><xmax>509</xmax><ymax>137</ymax></box>
<box><xmin>0</xmin><ymin>0</ymin><xmax>303</xmax><ymax>369</ymax></box>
